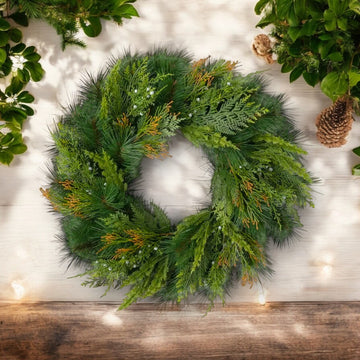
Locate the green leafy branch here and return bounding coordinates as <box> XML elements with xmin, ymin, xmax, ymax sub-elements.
<box><xmin>0</xmin><ymin>0</ymin><xmax>139</xmax><ymax>165</ymax></box>
<box><xmin>255</xmin><ymin>0</ymin><xmax>360</xmax><ymax>102</ymax></box>
<box><xmin>0</xmin><ymin>12</ymin><xmax>44</xmax><ymax>164</ymax></box>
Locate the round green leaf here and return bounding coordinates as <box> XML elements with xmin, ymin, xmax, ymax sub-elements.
<box><xmin>289</xmin><ymin>65</ymin><xmax>305</xmax><ymax>83</ymax></box>
<box><xmin>10</xmin><ymin>12</ymin><xmax>29</xmax><ymax>27</ymax></box>
<box><xmin>0</xmin><ymin>48</ymin><xmax>7</xmax><ymax>66</ymax></box>
<box><xmin>0</xmin><ymin>150</ymin><xmax>14</xmax><ymax>165</ymax></box>
<box><xmin>24</xmin><ymin>62</ymin><xmax>44</xmax><ymax>82</ymax></box>
<box><xmin>24</xmin><ymin>52</ymin><xmax>41</xmax><ymax>62</ymax></box>
<box><xmin>9</xmin><ymin>143</ymin><xmax>27</xmax><ymax>154</ymax></box>
<box><xmin>0</xmin><ymin>18</ymin><xmax>11</xmax><ymax>31</ymax></box>
<box><xmin>22</xmin><ymin>46</ymin><xmax>35</xmax><ymax>56</ymax></box>
<box><xmin>18</xmin><ymin>91</ymin><xmax>34</xmax><ymax>103</ymax></box>
<box><xmin>20</xmin><ymin>104</ymin><xmax>34</xmax><ymax>116</ymax></box>
<box><xmin>320</xmin><ymin>72</ymin><xmax>348</xmax><ymax>101</ymax></box>
<box><xmin>303</xmin><ymin>72</ymin><xmax>319</xmax><ymax>87</ymax></box>
<box><xmin>80</xmin><ymin>17</ymin><xmax>102</xmax><ymax>37</ymax></box>
<box><xmin>9</xmin><ymin>28</ymin><xmax>22</xmax><ymax>43</ymax></box>
<box><xmin>11</xmin><ymin>43</ymin><xmax>26</xmax><ymax>53</ymax></box>
<box><xmin>113</xmin><ymin>4</ymin><xmax>139</xmax><ymax>18</ymax></box>
<box><xmin>0</xmin><ymin>31</ymin><xmax>9</xmax><ymax>47</ymax></box>
<box><xmin>352</xmin><ymin>163</ymin><xmax>360</xmax><ymax>176</ymax></box>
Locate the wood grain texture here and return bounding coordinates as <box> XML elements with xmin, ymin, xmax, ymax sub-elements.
<box><xmin>1</xmin><ymin>301</ymin><xmax>360</xmax><ymax>359</ymax></box>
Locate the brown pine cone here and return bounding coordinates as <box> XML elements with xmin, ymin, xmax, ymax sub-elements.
<box><xmin>316</xmin><ymin>96</ymin><xmax>354</xmax><ymax>148</ymax></box>
<box><xmin>252</xmin><ymin>34</ymin><xmax>274</xmax><ymax>64</ymax></box>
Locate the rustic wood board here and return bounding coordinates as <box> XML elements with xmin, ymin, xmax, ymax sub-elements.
<box><xmin>1</xmin><ymin>301</ymin><xmax>360</xmax><ymax>359</ymax></box>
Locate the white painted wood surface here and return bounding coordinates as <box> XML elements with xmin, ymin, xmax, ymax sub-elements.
<box><xmin>1</xmin><ymin>0</ymin><xmax>360</xmax><ymax>303</ymax></box>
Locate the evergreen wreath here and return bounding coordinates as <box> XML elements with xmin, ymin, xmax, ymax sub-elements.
<box><xmin>42</xmin><ymin>49</ymin><xmax>313</xmax><ymax>309</ymax></box>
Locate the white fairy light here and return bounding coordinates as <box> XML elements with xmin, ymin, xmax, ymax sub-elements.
<box><xmin>258</xmin><ymin>292</ymin><xmax>266</xmax><ymax>306</ymax></box>
<box><xmin>10</xmin><ymin>55</ymin><xmax>27</xmax><ymax>71</ymax></box>
<box><xmin>11</xmin><ymin>280</ymin><xmax>25</xmax><ymax>300</ymax></box>
<box><xmin>322</xmin><ymin>264</ymin><xmax>332</xmax><ymax>278</ymax></box>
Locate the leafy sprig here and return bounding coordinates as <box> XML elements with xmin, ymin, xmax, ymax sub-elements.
<box><xmin>255</xmin><ymin>0</ymin><xmax>360</xmax><ymax>104</ymax></box>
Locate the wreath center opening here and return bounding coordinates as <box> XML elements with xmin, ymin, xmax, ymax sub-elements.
<box><xmin>133</xmin><ymin>134</ymin><xmax>213</xmax><ymax>224</ymax></box>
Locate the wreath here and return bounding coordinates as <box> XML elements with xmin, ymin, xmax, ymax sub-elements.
<box><xmin>42</xmin><ymin>49</ymin><xmax>313</xmax><ymax>309</ymax></box>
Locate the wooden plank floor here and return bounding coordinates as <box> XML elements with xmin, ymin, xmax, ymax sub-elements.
<box><xmin>1</xmin><ymin>301</ymin><xmax>360</xmax><ymax>359</ymax></box>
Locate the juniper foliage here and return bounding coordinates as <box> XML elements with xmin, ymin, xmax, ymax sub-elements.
<box><xmin>44</xmin><ymin>49</ymin><xmax>313</xmax><ymax>309</ymax></box>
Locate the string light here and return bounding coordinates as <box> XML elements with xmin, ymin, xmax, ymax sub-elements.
<box><xmin>11</xmin><ymin>280</ymin><xmax>25</xmax><ymax>300</ymax></box>
<box><xmin>258</xmin><ymin>293</ymin><xmax>266</xmax><ymax>306</ymax></box>
<box><xmin>322</xmin><ymin>264</ymin><xmax>333</xmax><ymax>278</ymax></box>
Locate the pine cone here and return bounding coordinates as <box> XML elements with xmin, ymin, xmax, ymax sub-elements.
<box><xmin>252</xmin><ymin>34</ymin><xmax>274</xmax><ymax>64</ymax></box>
<box><xmin>316</xmin><ymin>96</ymin><xmax>354</xmax><ymax>148</ymax></box>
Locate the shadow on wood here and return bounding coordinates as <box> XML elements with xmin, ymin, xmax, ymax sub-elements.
<box><xmin>0</xmin><ymin>301</ymin><xmax>359</xmax><ymax>359</ymax></box>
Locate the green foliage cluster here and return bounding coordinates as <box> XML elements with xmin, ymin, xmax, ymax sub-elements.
<box><xmin>0</xmin><ymin>0</ymin><xmax>138</xmax><ymax>165</ymax></box>
<box><xmin>255</xmin><ymin>0</ymin><xmax>360</xmax><ymax>107</ymax></box>
<box><xmin>0</xmin><ymin>5</ymin><xmax>44</xmax><ymax>164</ymax></box>
<box><xmin>44</xmin><ymin>49</ymin><xmax>313</xmax><ymax>309</ymax></box>
<box><xmin>10</xmin><ymin>0</ymin><xmax>139</xmax><ymax>49</ymax></box>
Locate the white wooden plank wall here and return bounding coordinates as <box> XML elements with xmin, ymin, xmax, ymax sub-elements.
<box><xmin>1</xmin><ymin>0</ymin><xmax>360</xmax><ymax>303</ymax></box>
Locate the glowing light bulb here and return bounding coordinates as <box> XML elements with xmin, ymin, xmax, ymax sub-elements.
<box><xmin>258</xmin><ymin>293</ymin><xmax>266</xmax><ymax>306</ymax></box>
<box><xmin>11</xmin><ymin>280</ymin><xmax>25</xmax><ymax>300</ymax></box>
<box><xmin>322</xmin><ymin>264</ymin><xmax>332</xmax><ymax>278</ymax></box>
